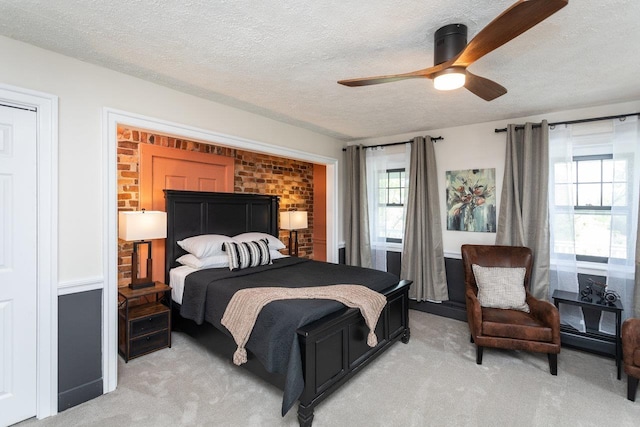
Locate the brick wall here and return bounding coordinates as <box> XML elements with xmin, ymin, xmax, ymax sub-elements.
<box><xmin>234</xmin><ymin>150</ymin><xmax>314</xmax><ymax>256</ymax></box>
<box><xmin>117</xmin><ymin>126</ymin><xmax>314</xmax><ymax>287</ymax></box>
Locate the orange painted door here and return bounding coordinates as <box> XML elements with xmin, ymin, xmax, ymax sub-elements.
<box><xmin>140</xmin><ymin>144</ymin><xmax>234</xmax><ymax>282</ymax></box>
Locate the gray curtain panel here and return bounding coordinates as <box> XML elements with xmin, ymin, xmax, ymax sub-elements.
<box><xmin>345</xmin><ymin>145</ymin><xmax>372</xmax><ymax>268</ymax></box>
<box><xmin>401</xmin><ymin>136</ymin><xmax>448</xmax><ymax>301</ymax></box>
<box><xmin>496</xmin><ymin>121</ymin><xmax>550</xmax><ymax>300</ymax></box>
<box><xmin>636</xmin><ymin>194</ymin><xmax>640</xmax><ymax>318</ymax></box>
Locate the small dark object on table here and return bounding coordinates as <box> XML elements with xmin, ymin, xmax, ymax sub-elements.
<box><xmin>581</xmin><ymin>279</ymin><xmax>620</xmax><ymax>306</ymax></box>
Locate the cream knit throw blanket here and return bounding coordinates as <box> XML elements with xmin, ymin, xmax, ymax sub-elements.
<box><xmin>221</xmin><ymin>284</ymin><xmax>387</xmax><ymax>366</ymax></box>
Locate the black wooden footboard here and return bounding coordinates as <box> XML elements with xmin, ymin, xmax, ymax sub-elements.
<box><xmin>296</xmin><ymin>280</ymin><xmax>411</xmax><ymax>426</ymax></box>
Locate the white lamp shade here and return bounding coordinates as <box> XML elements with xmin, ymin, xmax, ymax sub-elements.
<box><xmin>118</xmin><ymin>210</ymin><xmax>167</xmax><ymax>241</ymax></box>
<box><xmin>280</xmin><ymin>211</ymin><xmax>308</xmax><ymax>230</ymax></box>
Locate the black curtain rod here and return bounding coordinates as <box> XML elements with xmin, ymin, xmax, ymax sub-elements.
<box><xmin>342</xmin><ymin>136</ymin><xmax>443</xmax><ymax>151</ymax></box>
<box><xmin>494</xmin><ymin>112</ymin><xmax>640</xmax><ymax>133</ymax></box>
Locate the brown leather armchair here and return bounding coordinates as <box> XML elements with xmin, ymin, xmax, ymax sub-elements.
<box><xmin>622</xmin><ymin>318</ymin><xmax>640</xmax><ymax>401</ymax></box>
<box><xmin>461</xmin><ymin>244</ymin><xmax>561</xmax><ymax>375</ymax></box>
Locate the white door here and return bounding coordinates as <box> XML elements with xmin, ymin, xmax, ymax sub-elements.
<box><xmin>0</xmin><ymin>104</ymin><xmax>37</xmax><ymax>426</ymax></box>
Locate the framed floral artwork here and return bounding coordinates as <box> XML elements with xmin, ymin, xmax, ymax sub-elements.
<box><xmin>446</xmin><ymin>168</ymin><xmax>496</xmax><ymax>232</ymax></box>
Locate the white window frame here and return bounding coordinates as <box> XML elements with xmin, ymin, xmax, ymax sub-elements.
<box><xmin>376</xmin><ymin>167</ymin><xmax>407</xmax><ymax>244</ymax></box>
<box><xmin>553</xmin><ymin>153</ymin><xmax>633</xmax><ymax>263</ymax></box>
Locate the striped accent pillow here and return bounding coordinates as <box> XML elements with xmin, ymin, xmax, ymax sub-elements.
<box><xmin>223</xmin><ymin>239</ymin><xmax>272</xmax><ymax>271</ymax></box>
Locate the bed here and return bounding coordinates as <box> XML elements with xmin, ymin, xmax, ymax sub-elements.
<box><xmin>164</xmin><ymin>190</ymin><xmax>411</xmax><ymax>426</ymax></box>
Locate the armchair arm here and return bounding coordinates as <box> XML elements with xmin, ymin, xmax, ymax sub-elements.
<box><xmin>526</xmin><ymin>294</ymin><xmax>561</xmax><ymax>345</ymax></box>
<box><xmin>622</xmin><ymin>318</ymin><xmax>640</xmax><ymax>366</ymax></box>
<box><xmin>465</xmin><ymin>288</ymin><xmax>483</xmax><ymax>338</ymax></box>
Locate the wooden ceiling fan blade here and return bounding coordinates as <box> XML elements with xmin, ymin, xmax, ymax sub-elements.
<box><xmin>337</xmin><ymin>74</ymin><xmax>422</xmax><ymax>87</ymax></box>
<box><xmin>464</xmin><ymin>71</ymin><xmax>507</xmax><ymax>101</ymax></box>
<box><xmin>453</xmin><ymin>0</ymin><xmax>568</xmax><ymax>68</ymax></box>
<box><xmin>338</xmin><ymin>61</ymin><xmax>454</xmax><ymax>87</ymax></box>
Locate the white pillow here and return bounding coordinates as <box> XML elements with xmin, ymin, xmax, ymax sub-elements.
<box><xmin>472</xmin><ymin>264</ymin><xmax>530</xmax><ymax>313</ymax></box>
<box><xmin>176</xmin><ymin>254</ymin><xmax>229</xmax><ymax>269</ymax></box>
<box><xmin>233</xmin><ymin>232</ymin><xmax>286</xmax><ymax>250</ymax></box>
<box><xmin>223</xmin><ymin>239</ymin><xmax>272</xmax><ymax>271</ymax></box>
<box><xmin>270</xmin><ymin>250</ymin><xmax>287</xmax><ymax>260</ymax></box>
<box><xmin>177</xmin><ymin>234</ymin><xmax>234</xmax><ymax>258</ymax></box>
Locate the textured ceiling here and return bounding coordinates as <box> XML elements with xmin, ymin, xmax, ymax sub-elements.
<box><xmin>1</xmin><ymin>0</ymin><xmax>639</xmax><ymax>141</ymax></box>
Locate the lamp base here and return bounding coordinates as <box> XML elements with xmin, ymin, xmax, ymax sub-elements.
<box><xmin>129</xmin><ymin>281</ymin><xmax>155</xmax><ymax>290</ymax></box>
<box><xmin>130</xmin><ymin>241</ymin><xmax>155</xmax><ymax>289</ymax></box>
<box><xmin>288</xmin><ymin>230</ymin><xmax>299</xmax><ymax>257</ymax></box>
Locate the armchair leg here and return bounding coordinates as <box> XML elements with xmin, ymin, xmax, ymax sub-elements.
<box><xmin>628</xmin><ymin>375</ymin><xmax>639</xmax><ymax>402</ymax></box>
<box><xmin>548</xmin><ymin>353</ymin><xmax>558</xmax><ymax>376</ymax></box>
<box><xmin>476</xmin><ymin>346</ymin><xmax>483</xmax><ymax>365</ymax></box>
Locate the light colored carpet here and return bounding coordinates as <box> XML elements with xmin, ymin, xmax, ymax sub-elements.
<box><xmin>18</xmin><ymin>311</ymin><xmax>640</xmax><ymax>426</ymax></box>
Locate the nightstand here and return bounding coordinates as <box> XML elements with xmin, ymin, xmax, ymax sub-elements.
<box><xmin>118</xmin><ymin>282</ymin><xmax>172</xmax><ymax>362</ymax></box>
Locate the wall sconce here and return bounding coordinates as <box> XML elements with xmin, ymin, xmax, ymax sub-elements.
<box><xmin>118</xmin><ymin>209</ymin><xmax>167</xmax><ymax>289</ymax></box>
<box><xmin>280</xmin><ymin>211</ymin><xmax>308</xmax><ymax>257</ymax></box>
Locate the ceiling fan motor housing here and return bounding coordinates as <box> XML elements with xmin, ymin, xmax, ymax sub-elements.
<box><xmin>434</xmin><ymin>24</ymin><xmax>468</xmax><ymax>65</ymax></box>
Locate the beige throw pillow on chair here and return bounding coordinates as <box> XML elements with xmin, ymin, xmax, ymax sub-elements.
<box><xmin>472</xmin><ymin>264</ymin><xmax>530</xmax><ymax>313</ymax></box>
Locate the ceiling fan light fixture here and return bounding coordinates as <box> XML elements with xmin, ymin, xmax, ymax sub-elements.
<box><xmin>337</xmin><ymin>0</ymin><xmax>569</xmax><ymax>100</ymax></box>
<box><xmin>433</xmin><ymin>68</ymin><xmax>466</xmax><ymax>91</ymax></box>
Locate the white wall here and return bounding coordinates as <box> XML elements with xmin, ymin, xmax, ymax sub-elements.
<box><xmin>354</xmin><ymin>99</ymin><xmax>640</xmax><ymax>257</ymax></box>
<box><xmin>0</xmin><ymin>35</ymin><xmax>344</xmax><ymax>283</ymax></box>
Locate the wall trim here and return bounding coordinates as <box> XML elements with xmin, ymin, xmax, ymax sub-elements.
<box><xmin>103</xmin><ymin>107</ymin><xmax>340</xmax><ymax>395</ymax></box>
<box><xmin>0</xmin><ymin>84</ymin><xmax>59</xmax><ymax>419</ymax></box>
<box><xmin>444</xmin><ymin>250</ymin><xmax>462</xmax><ymax>259</ymax></box>
<box><xmin>57</xmin><ymin>277</ymin><xmax>104</xmax><ymax>296</ymax></box>
<box><xmin>449</xmin><ymin>249</ymin><xmax>609</xmax><ymax>276</ymax></box>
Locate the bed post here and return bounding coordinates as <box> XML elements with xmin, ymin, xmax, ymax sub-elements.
<box><xmin>297</xmin><ymin>404</ymin><xmax>314</xmax><ymax>427</ymax></box>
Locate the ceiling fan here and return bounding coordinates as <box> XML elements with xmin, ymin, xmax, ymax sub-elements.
<box><xmin>337</xmin><ymin>0</ymin><xmax>568</xmax><ymax>101</ymax></box>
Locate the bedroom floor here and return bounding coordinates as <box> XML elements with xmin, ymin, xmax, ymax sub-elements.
<box><xmin>18</xmin><ymin>311</ymin><xmax>639</xmax><ymax>426</ymax></box>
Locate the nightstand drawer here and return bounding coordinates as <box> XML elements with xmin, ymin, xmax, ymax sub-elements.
<box><xmin>130</xmin><ymin>311</ymin><xmax>169</xmax><ymax>338</ymax></box>
<box><xmin>129</xmin><ymin>330</ymin><xmax>169</xmax><ymax>359</ymax></box>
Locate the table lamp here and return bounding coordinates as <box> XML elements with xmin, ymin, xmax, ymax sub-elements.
<box><xmin>280</xmin><ymin>211</ymin><xmax>308</xmax><ymax>256</ymax></box>
<box><xmin>118</xmin><ymin>209</ymin><xmax>167</xmax><ymax>289</ymax></box>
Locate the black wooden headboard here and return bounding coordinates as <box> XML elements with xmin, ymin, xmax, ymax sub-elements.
<box><xmin>164</xmin><ymin>190</ymin><xmax>280</xmax><ymax>283</ymax></box>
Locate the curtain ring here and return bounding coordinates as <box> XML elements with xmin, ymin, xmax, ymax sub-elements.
<box><xmin>620</xmin><ymin>117</ymin><xmax>627</xmax><ymax>122</ymax></box>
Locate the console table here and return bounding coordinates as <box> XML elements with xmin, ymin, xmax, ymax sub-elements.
<box><xmin>552</xmin><ymin>290</ymin><xmax>623</xmax><ymax>379</ymax></box>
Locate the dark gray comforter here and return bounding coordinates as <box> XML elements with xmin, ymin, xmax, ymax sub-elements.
<box><xmin>179</xmin><ymin>257</ymin><xmax>399</xmax><ymax>415</ymax></box>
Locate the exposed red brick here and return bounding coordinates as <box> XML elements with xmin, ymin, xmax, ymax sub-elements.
<box><xmin>118</xmin><ymin>141</ymin><xmax>138</xmax><ymax>150</ymax></box>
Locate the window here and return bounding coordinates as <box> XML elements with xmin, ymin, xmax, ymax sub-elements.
<box><xmin>377</xmin><ymin>168</ymin><xmax>406</xmax><ymax>243</ymax></box>
<box><xmin>553</xmin><ymin>154</ymin><xmax>632</xmax><ymax>261</ymax></box>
